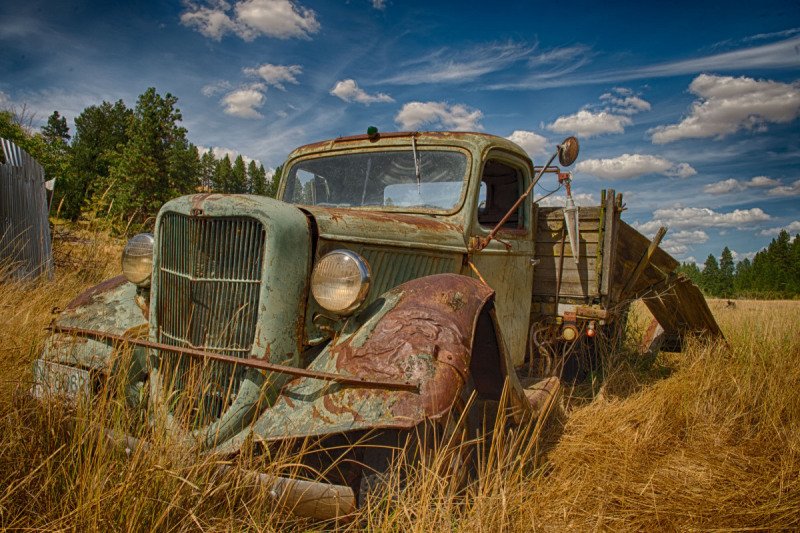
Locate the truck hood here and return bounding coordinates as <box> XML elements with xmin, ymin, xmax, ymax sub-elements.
<box><xmin>303</xmin><ymin>206</ymin><xmax>468</xmax><ymax>253</ymax></box>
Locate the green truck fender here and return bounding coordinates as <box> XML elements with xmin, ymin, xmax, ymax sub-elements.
<box><xmin>213</xmin><ymin>273</ymin><xmax>530</xmax><ymax>454</ymax></box>
<box><xmin>40</xmin><ymin>275</ymin><xmax>149</xmax><ymax>404</ymax></box>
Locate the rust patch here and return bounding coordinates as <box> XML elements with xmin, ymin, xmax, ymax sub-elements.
<box><xmin>328</xmin><ymin>274</ymin><xmax>493</xmax><ymax>420</ymax></box>
<box><xmin>65</xmin><ymin>275</ymin><xmax>127</xmax><ymax>310</ymax></box>
<box><xmin>322</xmin><ymin>395</ymin><xmax>365</xmax><ymax>423</ymax></box>
<box><xmin>311</xmin><ymin>206</ymin><xmax>461</xmax><ymax>234</ymax></box>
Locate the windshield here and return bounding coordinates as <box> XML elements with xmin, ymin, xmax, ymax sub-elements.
<box><xmin>282</xmin><ymin>150</ymin><xmax>468</xmax><ymax>212</ymax></box>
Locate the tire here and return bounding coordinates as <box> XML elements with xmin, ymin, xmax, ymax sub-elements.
<box><xmin>357</xmin><ymin>378</ymin><xmax>483</xmax><ymax>508</ymax></box>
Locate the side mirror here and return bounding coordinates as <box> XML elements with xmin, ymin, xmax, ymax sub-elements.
<box><xmin>557</xmin><ymin>136</ymin><xmax>580</xmax><ymax>166</ymax></box>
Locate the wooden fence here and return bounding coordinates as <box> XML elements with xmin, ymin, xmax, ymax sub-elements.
<box><xmin>0</xmin><ymin>138</ymin><xmax>53</xmax><ymax>279</ymax></box>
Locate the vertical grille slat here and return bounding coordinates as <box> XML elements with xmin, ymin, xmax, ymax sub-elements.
<box><xmin>156</xmin><ymin>213</ymin><xmax>266</xmax><ymax>423</ymax></box>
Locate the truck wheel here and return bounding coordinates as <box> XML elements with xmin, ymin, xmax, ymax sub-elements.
<box><xmin>357</xmin><ymin>379</ymin><xmax>482</xmax><ymax>508</ymax></box>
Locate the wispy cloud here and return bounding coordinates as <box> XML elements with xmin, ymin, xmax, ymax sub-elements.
<box><xmin>243</xmin><ymin>63</ymin><xmax>303</xmax><ymax>90</ymax></box>
<box><xmin>489</xmin><ymin>36</ymin><xmax>800</xmax><ymax>90</ymax></box>
<box><xmin>379</xmin><ymin>41</ymin><xmax>533</xmax><ymax>85</ymax></box>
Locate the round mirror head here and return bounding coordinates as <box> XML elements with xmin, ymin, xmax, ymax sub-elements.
<box><xmin>558</xmin><ymin>136</ymin><xmax>580</xmax><ymax>166</ymax></box>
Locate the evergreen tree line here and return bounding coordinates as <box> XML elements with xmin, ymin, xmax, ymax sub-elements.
<box><xmin>0</xmin><ymin>88</ymin><xmax>281</xmax><ymax>231</ymax></box>
<box><xmin>677</xmin><ymin>231</ymin><xmax>800</xmax><ymax>299</ymax></box>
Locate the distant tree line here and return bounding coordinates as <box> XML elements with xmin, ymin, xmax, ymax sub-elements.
<box><xmin>678</xmin><ymin>230</ymin><xmax>800</xmax><ymax>299</ymax></box>
<box><xmin>0</xmin><ymin>88</ymin><xmax>280</xmax><ymax>232</ymax></box>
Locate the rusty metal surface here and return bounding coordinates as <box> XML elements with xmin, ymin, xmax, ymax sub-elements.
<box><xmin>212</xmin><ymin>274</ymin><xmax>495</xmax><ymax>452</ymax></box>
<box><xmin>0</xmin><ymin>138</ymin><xmax>53</xmax><ymax>279</ymax></box>
<box><xmin>148</xmin><ymin>194</ymin><xmax>313</xmax><ymax>448</ymax></box>
<box><xmin>65</xmin><ymin>275</ymin><xmax>127</xmax><ymax>310</ymax></box>
<box><xmin>41</xmin><ymin>278</ymin><xmax>147</xmax><ymax>386</ymax></box>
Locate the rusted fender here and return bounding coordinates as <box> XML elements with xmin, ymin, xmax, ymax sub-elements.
<box><xmin>40</xmin><ymin>275</ymin><xmax>148</xmax><ymax>402</ymax></box>
<box><xmin>214</xmin><ymin>274</ymin><xmax>502</xmax><ymax>453</ymax></box>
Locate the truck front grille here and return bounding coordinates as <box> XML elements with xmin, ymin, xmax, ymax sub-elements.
<box><xmin>156</xmin><ymin>213</ymin><xmax>266</xmax><ymax>422</ymax></box>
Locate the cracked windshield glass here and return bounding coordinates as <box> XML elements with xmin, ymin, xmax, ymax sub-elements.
<box><xmin>283</xmin><ymin>150</ymin><xmax>468</xmax><ymax>212</ymax></box>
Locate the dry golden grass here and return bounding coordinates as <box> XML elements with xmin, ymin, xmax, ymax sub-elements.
<box><xmin>0</xmin><ymin>232</ymin><xmax>798</xmax><ymax>531</ymax></box>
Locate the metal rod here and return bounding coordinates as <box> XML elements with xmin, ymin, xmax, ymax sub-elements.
<box><xmin>49</xmin><ymin>325</ymin><xmax>419</xmax><ymax>392</ymax></box>
<box><xmin>474</xmin><ymin>148</ymin><xmax>560</xmax><ymax>251</ymax></box>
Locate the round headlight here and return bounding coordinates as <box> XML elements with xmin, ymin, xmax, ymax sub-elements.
<box><xmin>311</xmin><ymin>250</ymin><xmax>371</xmax><ymax>314</ymax></box>
<box><xmin>122</xmin><ymin>233</ymin><xmax>154</xmax><ymax>287</ymax></box>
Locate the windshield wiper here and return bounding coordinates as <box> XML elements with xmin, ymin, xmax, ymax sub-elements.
<box><xmin>411</xmin><ymin>134</ymin><xmax>421</xmax><ymax>192</ymax></box>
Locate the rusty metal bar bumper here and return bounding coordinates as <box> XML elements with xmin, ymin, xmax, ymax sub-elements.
<box><xmin>104</xmin><ymin>430</ymin><xmax>356</xmax><ymax>521</ymax></box>
<box><xmin>50</xmin><ymin>324</ymin><xmax>418</xmax><ymax>392</ymax></box>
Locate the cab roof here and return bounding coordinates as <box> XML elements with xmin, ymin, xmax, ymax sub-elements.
<box><xmin>287</xmin><ymin>130</ymin><xmax>532</xmax><ymax>162</ymax></box>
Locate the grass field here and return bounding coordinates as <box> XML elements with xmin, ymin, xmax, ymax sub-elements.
<box><xmin>0</xmin><ymin>232</ymin><xmax>798</xmax><ymax>531</ymax></box>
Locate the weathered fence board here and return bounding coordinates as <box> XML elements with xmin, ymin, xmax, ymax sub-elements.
<box><xmin>0</xmin><ymin>138</ymin><xmax>54</xmax><ymax>279</ymax></box>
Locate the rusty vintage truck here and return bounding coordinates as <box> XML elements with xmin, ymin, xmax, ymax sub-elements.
<box><xmin>33</xmin><ymin>130</ymin><xmax>721</xmax><ymax>518</ymax></box>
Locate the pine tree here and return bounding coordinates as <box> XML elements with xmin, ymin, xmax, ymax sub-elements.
<box><xmin>734</xmin><ymin>258</ymin><xmax>753</xmax><ymax>294</ymax></box>
<box><xmin>719</xmin><ymin>247</ymin><xmax>735</xmax><ymax>298</ymax></box>
<box><xmin>65</xmin><ymin>100</ymin><xmax>133</xmax><ymax>220</ymax></box>
<box><xmin>230</xmin><ymin>155</ymin><xmax>248</xmax><ymax>194</ymax></box>
<box><xmin>199</xmin><ymin>150</ymin><xmax>216</xmax><ymax>191</ymax></box>
<box><xmin>102</xmin><ymin>88</ymin><xmax>198</xmax><ymax>228</ymax></box>
<box><xmin>41</xmin><ymin>111</ymin><xmax>70</xmax><ymax>144</ymax></box>
<box><xmin>268</xmin><ymin>165</ymin><xmax>282</xmax><ymax>198</ymax></box>
<box><xmin>249</xmin><ymin>160</ymin><xmax>267</xmax><ymax>195</ymax></box>
<box><xmin>701</xmin><ymin>254</ymin><xmax>721</xmax><ymax>296</ymax></box>
<box><xmin>214</xmin><ymin>155</ymin><xmax>233</xmax><ymax>192</ymax></box>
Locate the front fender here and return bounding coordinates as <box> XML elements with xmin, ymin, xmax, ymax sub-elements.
<box><xmin>215</xmin><ymin>273</ymin><xmax>514</xmax><ymax>453</ymax></box>
<box><xmin>40</xmin><ymin>275</ymin><xmax>148</xmax><ymax>400</ymax></box>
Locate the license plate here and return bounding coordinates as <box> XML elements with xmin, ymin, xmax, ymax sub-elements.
<box><xmin>31</xmin><ymin>359</ymin><xmax>91</xmax><ymax>400</ymax></box>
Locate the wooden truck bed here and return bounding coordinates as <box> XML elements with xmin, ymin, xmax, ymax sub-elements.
<box><xmin>532</xmin><ymin>188</ymin><xmax>720</xmax><ymax>343</ymax></box>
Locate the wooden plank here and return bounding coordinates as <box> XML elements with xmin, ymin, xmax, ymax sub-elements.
<box><xmin>621</xmin><ymin>226</ymin><xmax>667</xmax><ymax>297</ymax></box>
<box><xmin>601</xmin><ymin>189</ymin><xmax>616</xmax><ymax>297</ymax></box>
<box><xmin>538</xmin><ymin>219</ymin><xmax>603</xmax><ymax>232</ymax></box>
<box><xmin>535</xmin><ymin>241</ymin><xmax>599</xmax><ymax>258</ymax></box>
<box><xmin>539</xmin><ymin>206</ymin><xmax>602</xmax><ymax>220</ymax></box>
<box><xmin>536</xmin><ymin>231</ymin><xmax>600</xmax><ymax>245</ymax></box>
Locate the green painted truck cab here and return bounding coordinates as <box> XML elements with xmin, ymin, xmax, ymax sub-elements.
<box><xmin>35</xmin><ymin>130</ymin><xmax>721</xmax><ymax>516</ymax></box>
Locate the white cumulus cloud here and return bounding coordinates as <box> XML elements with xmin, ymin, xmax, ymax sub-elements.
<box><xmin>767</xmin><ymin>179</ymin><xmax>800</xmax><ymax>197</ymax></box>
<box><xmin>546</xmin><ymin>87</ymin><xmax>650</xmax><ymax>137</ymax></box>
<box><xmin>221</xmin><ymin>88</ymin><xmax>265</xmax><ymax>118</ymax></box>
<box><xmin>704</xmin><ymin>175</ymin><xmax>781</xmax><ymax>194</ymax></box>
<box><xmin>243</xmin><ymin>63</ymin><xmax>302</xmax><ymax>89</ymax></box>
<box><xmin>635</xmin><ymin>206</ymin><xmax>771</xmax><ymax>235</ymax></box>
<box><xmin>759</xmin><ymin>220</ymin><xmax>800</xmax><ymax>236</ymax></box>
<box><xmin>330</xmin><ymin>79</ymin><xmax>394</xmax><ymax>105</ymax></box>
<box><xmin>506</xmin><ymin>130</ymin><xmax>548</xmax><ymax>157</ymax></box>
<box><xmin>180</xmin><ymin>0</ymin><xmax>320</xmax><ymax>41</ymax></box>
<box><xmin>576</xmin><ymin>154</ymin><xmax>696</xmax><ymax>180</ymax></box>
<box><xmin>546</xmin><ymin>110</ymin><xmax>631</xmax><ymax>137</ymax></box>
<box><xmin>395</xmin><ymin>101</ymin><xmax>482</xmax><ymax>131</ymax></box>
<box><xmin>650</xmin><ymin>74</ymin><xmax>800</xmax><ymax>143</ymax></box>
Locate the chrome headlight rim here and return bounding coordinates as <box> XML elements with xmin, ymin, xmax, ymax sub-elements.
<box><xmin>311</xmin><ymin>249</ymin><xmax>371</xmax><ymax>315</ymax></box>
<box><xmin>121</xmin><ymin>232</ymin><xmax>154</xmax><ymax>287</ymax></box>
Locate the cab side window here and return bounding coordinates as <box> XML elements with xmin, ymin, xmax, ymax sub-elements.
<box><xmin>478</xmin><ymin>159</ymin><xmax>524</xmax><ymax>229</ymax></box>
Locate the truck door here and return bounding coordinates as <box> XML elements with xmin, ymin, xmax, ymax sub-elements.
<box><xmin>468</xmin><ymin>150</ymin><xmax>535</xmax><ymax>368</ymax></box>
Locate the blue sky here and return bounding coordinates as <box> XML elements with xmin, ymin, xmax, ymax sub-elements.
<box><xmin>1</xmin><ymin>0</ymin><xmax>799</xmax><ymax>264</ymax></box>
